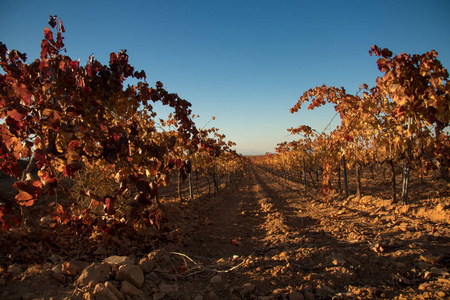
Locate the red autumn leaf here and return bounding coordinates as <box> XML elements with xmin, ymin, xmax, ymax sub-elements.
<box><xmin>63</xmin><ymin>161</ymin><xmax>83</xmax><ymax>177</ymax></box>
<box><xmin>13</xmin><ymin>180</ymin><xmax>43</xmax><ymax>206</ymax></box>
<box><xmin>0</xmin><ymin>207</ymin><xmax>11</xmax><ymax>231</ymax></box>
<box><xmin>381</xmin><ymin>48</ymin><xmax>393</xmax><ymax>58</ymax></box>
<box><xmin>147</xmin><ymin>167</ymin><xmax>158</xmax><ymax>176</ymax></box>
<box><xmin>7</xmin><ymin>109</ymin><xmax>26</xmax><ymax>122</ymax></box>
<box><xmin>110</xmin><ymin>52</ymin><xmax>118</xmax><ymax>64</ymax></box>
<box><xmin>56</xmin><ymin>32</ymin><xmax>64</xmax><ymax>49</ymax></box>
<box><xmin>14</xmin><ymin>83</ymin><xmax>32</xmax><ymax>106</ymax></box>
<box><xmin>44</xmin><ymin>27</ymin><xmax>54</xmax><ymax>42</ymax></box>
<box><xmin>133</xmin><ymin>70</ymin><xmax>146</xmax><ymax>79</ymax></box>
<box><xmin>21</xmin><ymin>143</ymin><xmax>32</xmax><ymax>158</ymax></box>
<box><xmin>168</xmin><ymin>159</ymin><xmax>175</xmax><ymax>169</ymax></box>
<box><xmin>176</xmin><ymin>159</ymin><xmax>183</xmax><ymax>168</ymax></box>
<box><xmin>48</xmin><ymin>15</ymin><xmax>57</xmax><ymax>28</ymax></box>
<box><xmin>40</xmin><ymin>40</ymin><xmax>51</xmax><ymax>59</ymax></box>
<box><xmin>67</xmin><ymin>140</ymin><xmax>81</xmax><ymax>151</ymax></box>
<box><xmin>34</xmin><ymin>148</ymin><xmax>49</xmax><ymax>166</ymax></box>
<box><xmin>4</xmin><ymin>135</ymin><xmax>23</xmax><ymax>156</ymax></box>
<box><xmin>13</xmin><ymin>180</ymin><xmax>42</xmax><ymax>191</ymax></box>
<box><xmin>0</xmin><ymin>158</ymin><xmax>22</xmax><ymax>178</ymax></box>
<box><xmin>15</xmin><ymin>191</ymin><xmax>35</xmax><ymax>206</ymax></box>
<box><xmin>86</xmin><ymin>65</ymin><xmax>97</xmax><ymax>76</ymax></box>
<box><xmin>69</xmin><ymin>60</ymin><xmax>79</xmax><ymax>69</ymax></box>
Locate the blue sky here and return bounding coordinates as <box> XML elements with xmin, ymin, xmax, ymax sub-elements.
<box><xmin>2</xmin><ymin>0</ymin><xmax>450</xmax><ymax>155</ymax></box>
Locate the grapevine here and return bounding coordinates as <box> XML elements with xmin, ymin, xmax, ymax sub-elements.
<box><xmin>0</xmin><ymin>16</ymin><xmax>248</xmax><ymax>235</ymax></box>
<box><xmin>264</xmin><ymin>46</ymin><xmax>449</xmax><ymax>205</ymax></box>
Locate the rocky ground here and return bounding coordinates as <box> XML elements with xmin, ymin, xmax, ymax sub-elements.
<box><xmin>0</xmin><ymin>164</ymin><xmax>449</xmax><ymax>299</ymax></box>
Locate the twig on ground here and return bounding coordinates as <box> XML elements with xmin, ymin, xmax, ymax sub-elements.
<box><xmin>170</xmin><ymin>252</ymin><xmax>246</xmax><ymax>276</ymax></box>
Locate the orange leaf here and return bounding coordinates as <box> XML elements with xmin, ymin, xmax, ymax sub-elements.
<box><xmin>15</xmin><ymin>191</ymin><xmax>35</xmax><ymax>206</ymax></box>
<box><xmin>13</xmin><ymin>180</ymin><xmax>43</xmax><ymax>206</ymax></box>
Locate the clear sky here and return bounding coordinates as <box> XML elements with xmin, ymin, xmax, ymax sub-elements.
<box><xmin>2</xmin><ymin>0</ymin><xmax>450</xmax><ymax>155</ymax></box>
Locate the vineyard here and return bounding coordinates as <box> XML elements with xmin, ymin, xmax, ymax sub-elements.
<box><xmin>0</xmin><ymin>16</ymin><xmax>449</xmax><ymax>300</ymax></box>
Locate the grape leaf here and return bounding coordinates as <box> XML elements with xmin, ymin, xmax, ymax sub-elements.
<box><xmin>13</xmin><ymin>180</ymin><xmax>43</xmax><ymax>206</ymax></box>
<box><xmin>48</xmin><ymin>15</ymin><xmax>57</xmax><ymax>28</ymax></box>
<box><xmin>44</xmin><ymin>27</ymin><xmax>54</xmax><ymax>42</ymax></box>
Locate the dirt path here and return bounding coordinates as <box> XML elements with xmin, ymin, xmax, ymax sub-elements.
<box><xmin>0</xmin><ymin>165</ymin><xmax>449</xmax><ymax>299</ymax></box>
<box><xmin>155</xmin><ymin>165</ymin><xmax>450</xmax><ymax>299</ymax></box>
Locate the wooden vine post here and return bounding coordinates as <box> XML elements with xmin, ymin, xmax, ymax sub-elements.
<box><xmin>186</xmin><ymin>160</ymin><xmax>193</xmax><ymax>199</ymax></box>
<box><xmin>401</xmin><ymin>118</ymin><xmax>413</xmax><ymax>205</ymax></box>
<box><xmin>355</xmin><ymin>164</ymin><xmax>362</xmax><ymax>201</ymax></box>
<box><xmin>342</xmin><ymin>155</ymin><xmax>349</xmax><ymax>199</ymax></box>
<box><xmin>303</xmin><ymin>157</ymin><xmax>307</xmax><ymax>186</ymax></box>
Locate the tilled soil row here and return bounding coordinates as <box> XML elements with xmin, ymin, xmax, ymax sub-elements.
<box><xmin>168</xmin><ymin>165</ymin><xmax>306</xmax><ymax>299</ymax></box>
<box><xmin>253</xmin><ymin>166</ymin><xmax>450</xmax><ymax>300</ymax></box>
